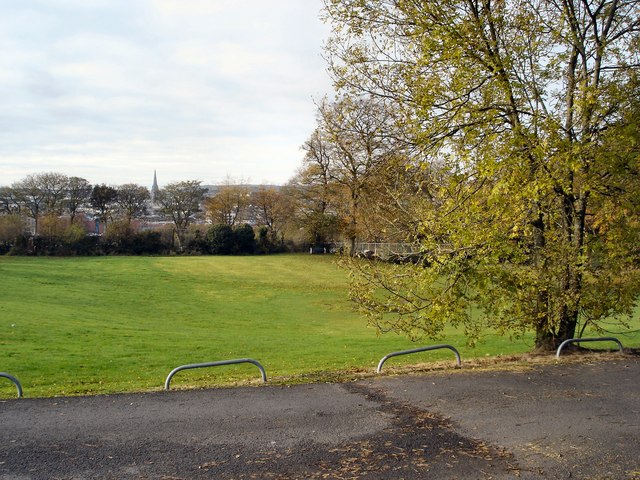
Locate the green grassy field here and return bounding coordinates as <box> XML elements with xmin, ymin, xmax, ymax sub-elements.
<box><xmin>1</xmin><ymin>254</ymin><xmax>638</xmax><ymax>398</ymax></box>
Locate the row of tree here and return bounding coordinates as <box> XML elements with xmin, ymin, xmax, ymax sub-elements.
<box><xmin>305</xmin><ymin>0</ymin><xmax>640</xmax><ymax>351</ymax></box>
<box><xmin>0</xmin><ymin>173</ymin><xmax>152</xmax><ymax>233</ymax></box>
<box><xmin>0</xmin><ymin>171</ymin><xmax>346</xmax><ymax>255</ymax></box>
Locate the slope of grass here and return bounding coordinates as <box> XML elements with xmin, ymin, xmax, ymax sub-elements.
<box><xmin>1</xmin><ymin>254</ymin><xmax>638</xmax><ymax>398</ymax></box>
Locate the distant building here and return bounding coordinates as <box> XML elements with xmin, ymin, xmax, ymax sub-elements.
<box><xmin>138</xmin><ymin>171</ymin><xmax>172</xmax><ymax>231</ymax></box>
<box><xmin>75</xmin><ymin>212</ymin><xmax>105</xmax><ymax>235</ymax></box>
<box><xmin>151</xmin><ymin>170</ymin><xmax>160</xmax><ymax>207</ymax></box>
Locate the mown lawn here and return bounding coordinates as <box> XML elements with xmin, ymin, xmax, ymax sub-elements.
<box><xmin>1</xmin><ymin>254</ymin><xmax>638</xmax><ymax>398</ymax></box>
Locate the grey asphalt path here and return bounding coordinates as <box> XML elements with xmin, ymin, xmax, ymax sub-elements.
<box><xmin>369</xmin><ymin>358</ymin><xmax>640</xmax><ymax>479</ymax></box>
<box><xmin>1</xmin><ymin>357</ymin><xmax>638</xmax><ymax>479</ymax></box>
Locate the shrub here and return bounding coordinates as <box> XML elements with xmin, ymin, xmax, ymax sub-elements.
<box><xmin>131</xmin><ymin>230</ymin><xmax>165</xmax><ymax>255</ymax></box>
<box><xmin>184</xmin><ymin>228</ymin><xmax>208</xmax><ymax>255</ymax></box>
<box><xmin>234</xmin><ymin>223</ymin><xmax>256</xmax><ymax>254</ymax></box>
<box><xmin>0</xmin><ymin>215</ymin><xmax>26</xmax><ymax>255</ymax></box>
<box><xmin>103</xmin><ymin>220</ymin><xmax>135</xmax><ymax>254</ymax></box>
<box><xmin>206</xmin><ymin>224</ymin><xmax>235</xmax><ymax>254</ymax></box>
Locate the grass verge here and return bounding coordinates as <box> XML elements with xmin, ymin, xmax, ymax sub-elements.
<box><xmin>1</xmin><ymin>254</ymin><xmax>638</xmax><ymax>398</ymax></box>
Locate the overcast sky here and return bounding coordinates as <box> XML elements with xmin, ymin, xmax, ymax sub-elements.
<box><xmin>0</xmin><ymin>0</ymin><xmax>333</xmax><ymax>188</ymax></box>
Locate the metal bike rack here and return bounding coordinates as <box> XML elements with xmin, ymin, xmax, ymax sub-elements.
<box><xmin>0</xmin><ymin>372</ymin><xmax>23</xmax><ymax>398</ymax></box>
<box><xmin>376</xmin><ymin>345</ymin><xmax>462</xmax><ymax>373</ymax></box>
<box><xmin>556</xmin><ymin>337</ymin><xmax>624</xmax><ymax>359</ymax></box>
<box><xmin>164</xmin><ymin>358</ymin><xmax>267</xmax><ymax>390</ymax></box>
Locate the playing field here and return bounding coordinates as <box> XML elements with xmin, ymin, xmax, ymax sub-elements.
<box><xmin>1</xmin><ymin>254</ymin><xmax>638</xmax><ymax>398</ymax></box>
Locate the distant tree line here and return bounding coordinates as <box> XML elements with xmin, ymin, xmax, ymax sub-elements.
<box><xmin>1</xmin><ymin>169</ymin><xmax>384</xmax><ymax>256</ymax></box>
<box><xmin>1</xmin><ymin>101</ymin><xmax>432</xmax><ymax>258</ymax></box>
<box><xmin>0</xmin><ymin>173</ymin><xmax>287</xmax><ymax>256</ymax></box>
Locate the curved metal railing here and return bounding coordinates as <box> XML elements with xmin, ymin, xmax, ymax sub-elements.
<box><xmin>164</xmin><ymin>358</ymin><xmax>267</xmax><ymax>390</ymax></box>
<box><xmin>0</xmin><ymin>372</ymin><xmax>23</xmax><ymax>398</ymax></box>
<box><xmin>556</xmin><ymin>337</ymin><xmax>623</xmax><ymax>359</ymax></box>
<box><xmin>377</xmin><ymin>345</ymin><xmax>462</xmax><ymax>373</ymax></box>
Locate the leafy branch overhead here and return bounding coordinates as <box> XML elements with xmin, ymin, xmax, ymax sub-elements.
<box><xmin>322</xmin><ymin>0</ymin><xmax>640</xmax><ymax>350</ymax></box>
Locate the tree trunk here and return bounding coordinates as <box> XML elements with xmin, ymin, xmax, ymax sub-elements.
<box><xmin>174</xmin><ymin>228</ymin><xmax>183</xmax><ymax>252</ymax></box>
<box><xmin>534</xmin><ymin>323</ymin><xmax>557</xmax><ymax>351</ymax></box>
<box><xmin>537</xmin><ymin>188</ymin><xmax>586</xmax><ymax>352</ymax></box>
<box><xmin>535</xmin><ymin>304</ymin><xmax>579</xmax><ymax>351</ymax></box>
<box><xmin>557</xmin><ymin>313</ymin><xmax>577</xmax><ymax>343</ymax></box>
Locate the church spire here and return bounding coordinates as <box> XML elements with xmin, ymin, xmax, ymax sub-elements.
<box><xmin>151</xmin><ymin>170</ymin><xmax>160</xmax><ymax>203</ymax></box>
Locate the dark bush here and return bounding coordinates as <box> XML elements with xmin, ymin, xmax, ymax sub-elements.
<box><xmin>256</xmin><ymin>226</ymin><xmax>286</xmax><ymax>254</ymax></box>
<box><xmin>3</xmin><ymin>234</ymin><xmax>29</xmax><ymax>255</ymax></box>
<box><xmin>68</xmin><ymin>235</ymin><xmax>102</xmax><ymax>255</ymax></box>
<box><xmin>256</xmin><ymin>226</ymin><xmax>270</xmax><ymax>254</ymax></box>
<box><xmin>12</xmin><ymin>235</ymin><xmax>31</xmax><ymax>255</ymax></box>
<box><xmin>184</xmin><ymin>229</ymin><xmax>208</xmax><ymax>255</ymax></box>
<box><xmin>131</xmin><ymin>230</ymin><xmax>165</xmax><ymax>255</ymax></box>
<box><xmin>234</xmin><ymin>223</ymin><xmax>256</xmax><ymax>254</ymax></box>
<box><xmin>33</xmin><ymin>235</ymin><xmax>63</xmax><ymax>256</ymax></box>
<box><xmin>206</xmin><ymin>224</ymin><xmax>235</xmax><ymax>254</ymax></box>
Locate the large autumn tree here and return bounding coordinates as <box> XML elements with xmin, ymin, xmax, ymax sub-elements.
<box><xmin>203</xmin><ymin>179</ymin><xmax>250</xmax><ymax>226</ymax></box>
<box><xmin>293</xmin><ymin>128</ymin><xmax>342</xmax><ymax>248</ymax></box>
<box><xmin>324</xmin><ymin>0</ymin><xmax>640</xmax><ymax>350</ymax></box>
<box><xmin>90</xmin><ymin>184</ymin><xmax>118</xmax><ymax>233</ymax></box>
<box><xmin>298</xmin><ymin>96</ymin><xmax>401</xmax><ymax>253</ymax></box>
<box><xmin>115</xmin><ymin>183</ymin><xmax>150</xmax><ymax>223</ymax></box>
<box><xmin>157</xmin><ymin>180</ymin><xmax>207</xmax><ymax>250</ymax></box>
<box><xmin>316</xmin><ymin>96</ymin><xmax>398</xmax><ymax>254</ymax></box>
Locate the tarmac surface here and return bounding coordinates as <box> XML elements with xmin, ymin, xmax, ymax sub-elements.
<box><xmin>1</xmin><ymin>356</ymin><xmax>638</xmax><ymax>479</ymax></box>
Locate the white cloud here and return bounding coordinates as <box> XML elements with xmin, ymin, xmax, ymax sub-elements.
<box><xmin>151</xmin><ymin>0</ymin><xmax>235</xmax><ymax>17</ymax></box>
<box><xmin>0</xmin><ymin>0</ymin><xmax>332</xmax><ymax>187</ymax></box>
